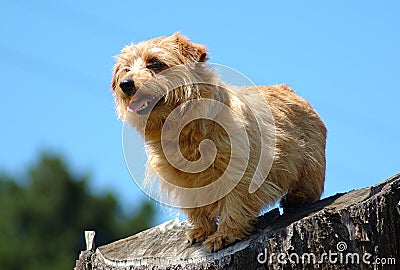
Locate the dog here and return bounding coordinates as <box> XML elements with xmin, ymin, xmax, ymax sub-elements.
<box><xmin>111</xmin><ymin>33</ymin><xmax>327</xmax><ymax>252</ymax></box>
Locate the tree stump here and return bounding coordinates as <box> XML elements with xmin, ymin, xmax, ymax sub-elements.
<box><xmin>75</xmin><ymin>173</ymin><xmax>400</xmax><ymax>269</ymax></box>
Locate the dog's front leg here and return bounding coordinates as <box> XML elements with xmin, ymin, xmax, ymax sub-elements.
<box><xmin>202</xmin><ymin>190</ymin><xmax>260</xmax><ymax>252</ymax></box>
<box><xmin>185</xmin><ymin>207</ymin><xmax>218</xmax><ymax>244</ymax></box>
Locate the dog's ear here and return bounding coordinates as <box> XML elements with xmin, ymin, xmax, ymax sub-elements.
<box><xmin>173</xmin><ymin>32</ymin><xmax>208</xmax><ymax>63</ymax></box>
<box><xmin>110</xmin><ymin>64</ymin><xmax>117</xmax><ymax>90</ymax></box>
<box><xmin>111</xmin><ymin>60</ymin><xmax>121</xmax><ymax>91</ymax></box>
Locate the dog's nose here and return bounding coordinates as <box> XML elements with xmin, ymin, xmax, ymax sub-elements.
<box><xmin>119</xmin><ymin>79</ymin><xmax>137</xmax><ymax>96</ymax></box>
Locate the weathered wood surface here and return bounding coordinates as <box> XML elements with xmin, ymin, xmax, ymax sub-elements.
<box><xmin>75</xmin><ymin>173</ymin><xmax>400</xmax><ymax>270</ymax></box>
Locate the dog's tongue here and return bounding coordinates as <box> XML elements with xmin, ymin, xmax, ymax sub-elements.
<box><xmin>127</xmin><ymin>96</ymin><xmax>152</xmax><ymax>112</ymax></box>
<box><xmin>128</xmin><ymin>99</ymin><xmax>146</xmax><ymax>112</ymax></box>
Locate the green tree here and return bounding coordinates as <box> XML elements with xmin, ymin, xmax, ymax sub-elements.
<box><xmin>0</xmin><ymin>153</ymin><xmax>155</xmax><ymax>270</ymax></box>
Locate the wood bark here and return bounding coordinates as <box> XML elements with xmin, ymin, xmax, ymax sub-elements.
<box><xmin>75</xmin><ymin>173</ymin><xmax>400</xmax><ymax>270</ymax></box>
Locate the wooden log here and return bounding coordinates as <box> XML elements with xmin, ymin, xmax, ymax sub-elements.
<box><xmin>75</xmin><ymin>173</ymin><xmax>400</xmax><ymax>269</ymax></box>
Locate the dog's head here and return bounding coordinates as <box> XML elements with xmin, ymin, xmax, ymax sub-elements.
<box><xmin>111</xmin><ymin>33</ymin><xmax>209</xmax><ymax>127</ymax></box>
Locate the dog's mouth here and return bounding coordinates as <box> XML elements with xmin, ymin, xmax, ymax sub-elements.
<box><xmin>127</xmin><ymin>94</ymin><xmax>160</xmax><ymax>115</ymax></box>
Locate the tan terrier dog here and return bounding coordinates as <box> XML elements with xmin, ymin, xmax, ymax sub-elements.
<box><xmin>111</xmin><ymin>33</ymin><xmax>326</xmax><ymax>252</ymax></box>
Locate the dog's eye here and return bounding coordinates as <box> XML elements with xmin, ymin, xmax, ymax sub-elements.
<box><xmin>146</xmin><ymin>59</ymin><xmax>165</xmax><ymax>71</ymax></box>
<box><xmin>123</xmin><ymin>68</ymin><xmax>130</xmax><ymax>73</ymax></box>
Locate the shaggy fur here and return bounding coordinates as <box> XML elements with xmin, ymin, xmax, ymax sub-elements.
<box><xmin>111</xmin><ymin>33</ymin><xmax>327</xmax><ymax>252</ymax></box>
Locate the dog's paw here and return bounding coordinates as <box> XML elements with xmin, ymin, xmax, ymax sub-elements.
<box><xmin>203</xmin><ymin>233</ymin><xmax>226</xmax><ymax>252</ymax></box>
<box><xmin>186</xmin><ymin>228</ymin><xmax>211</xmax><ymax>244</ymax></box>
<box><xmin>203</xmin><ymin>228</ymin><xmax>248</xmax><ymax>252</ymax></box>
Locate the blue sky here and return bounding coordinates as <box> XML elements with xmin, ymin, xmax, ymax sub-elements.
<box><xmin>1</xmin><ymin>1</ymin><xmax>399</xmax><ymax>223</ymax></box>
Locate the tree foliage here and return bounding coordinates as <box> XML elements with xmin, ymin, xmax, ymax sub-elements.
<box><xmin>0</xmin><ymin>153</ymin><xmax>155</xmax><ymax>270</ymax></box>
